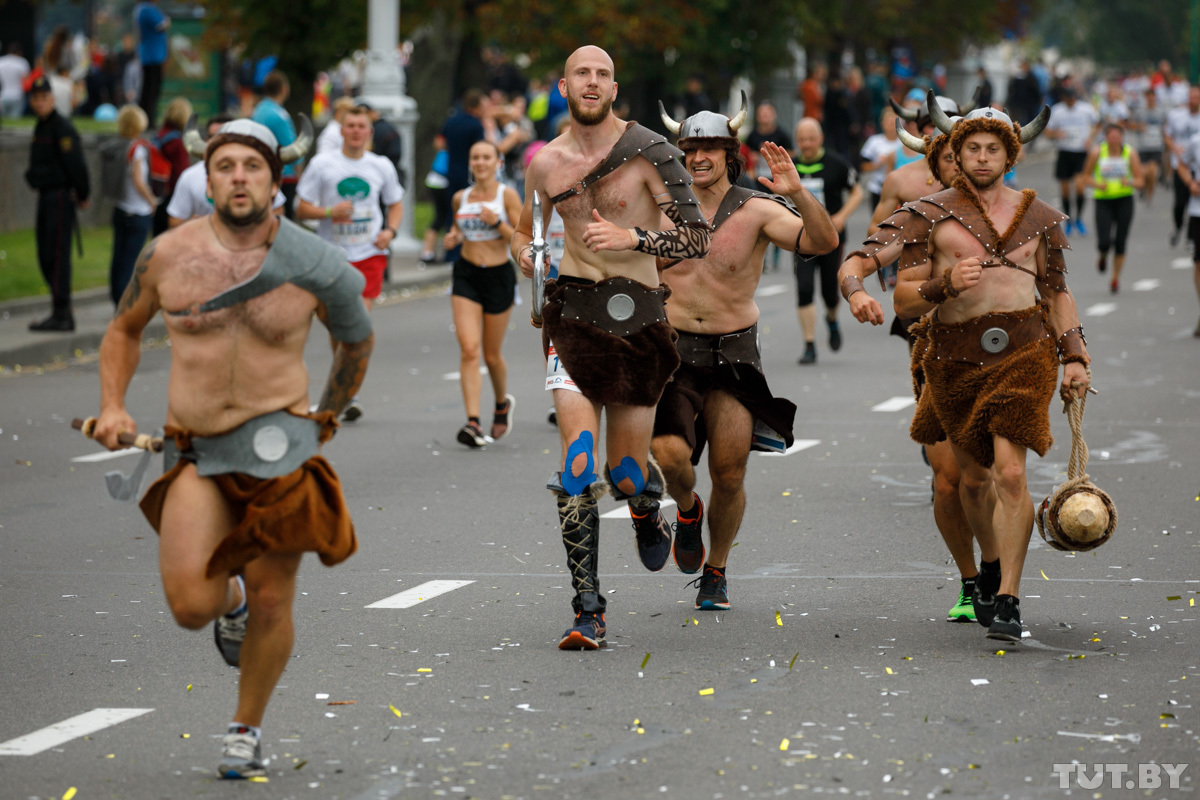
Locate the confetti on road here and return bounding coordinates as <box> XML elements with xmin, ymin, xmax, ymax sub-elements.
<box><xmin>776</xmin><ymin>611</ymin><xmax>783</xmax><ymax>626</ymax></box>
<box><xmin>886</xmin><ymin>667</ymin><xmax>894</xmax><ymax>675</ymax></box>
<box><xmin>780</xmin><ymin>738</ymin><xmax>790</xmax><ymax>751</ymax></box>
<box><xmin>63</xmin><ymin>789</ymin><xmax>77</xmax><ymax>800</ymax></box>
<box><xmin>1041</xmin><ymin>570</ymin><xmax>1049</xmax><ymax>580</ymax></box>
<box><xmin>389</xmin><ymin>705</ymin><xmax>402</xmax><ymax>718</ymax></box>
<box><xmin>971</xmin><ymin>678</ymin><xmax>989</xmax><ymax>686</ymax></box>
<box><xmin>641</xmin><ymin>653</ymin><xmax>651</xmax><ymax>669</ymax></box>
<box><xmin>186</xmin><ymin>684</ymin><xmax>192</xmax><ymax>692</ymax></box>
<box><xmin>699</xmin><ymin>688</ymin><xmax>714</xmax><ymax>696</ymax></box>
<box><xmin>417</xmin><ymin>668</ymin><xmax>432</xmax><ymax>673</ymax></box>
<box><xmin>789</xmin><ymin>652</ymin><xmax>799</xmax><ymax>669</ymax></box>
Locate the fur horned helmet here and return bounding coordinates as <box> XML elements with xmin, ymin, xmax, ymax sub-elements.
<box><xmin>189</xmin><ymin>114</ymin><xmax>314</xmax><ymax>185</ymax></box>
<box><xmin>927</xmin><ymin>90</ymin><xmax>1050</xmax><ymax>174</ymax></box>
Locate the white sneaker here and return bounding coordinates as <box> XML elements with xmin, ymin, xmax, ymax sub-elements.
<box><xmin>217</xmin><ymin>730</ymin><xmax>265</xmax><ymax>779</ymax></box>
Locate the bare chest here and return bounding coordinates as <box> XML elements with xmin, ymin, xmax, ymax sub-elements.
<box><xmin>932</xmin><ymin>219</ymin><xmax>1041</xmax><ymax>272</ymax></box>
<box><xmin>551</xmin><ymin>157</ymin><xmax>653</xmax><ymax>226</ymax></box>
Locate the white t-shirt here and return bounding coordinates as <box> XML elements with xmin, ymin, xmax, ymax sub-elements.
<box><xmin>0</xmin><ymin>54</ymin><xmax>30</xmax><ymax>101</ymax></box>
<box><xmin>1182</xmin><ymin>133</ymin><xmax>1200</xmax><ymax>218</ymax></box>
<box><xmin>1166</xmin><ymin>107</ymin><xmax>1200</xmax><ymax>168</ymax></box>
<box><xmin>296</xmin><ymin>148</ymin><xmax>404</xmax><ymax>262</ymax></box>
<box><xmin>116</xmin><ymin>143</ymin><xmax>154</xmax><ymax>216</ymax></box>
<box><xmin>1047</xmin><ymin>101</ymin><xmax>1099</xmax><ymax>152</ymax></box>
<box><xmin>859</xmin><ymin>134</ymin><xmax>901</xmax><ymax>195</ymax></box>
<box><xmin>50</xmin><ymin>73</ymin><xmax>73</xmax><ymax>118</ymax></box>
<box><xmin>316</xmin><ymin>120</ymin><xmax>342</xmax><ymax>155</ymax></box>
<box><xmin>165</xmin><ymin>161</ymin><xmax>287</xmax><ymax>221</ymax></box>
<box><xmin>1135</xmin><ymin>106</ymin><xmax>1167</xmax><ymax>152</ymax></box>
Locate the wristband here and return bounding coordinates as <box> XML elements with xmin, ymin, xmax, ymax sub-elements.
<box><xmin>917</xmin><ymin>268</ymin><xmax>959</xmax><ymax>305</ymax></box>
<box><xmin>384</xmin><ymin>226</ymin><xmax>396</xmax><ymax>235</ymax></box>
<box><xmin>840</xmin><ymin>275</ymin><xmax>865</xmax><ymax>301</ymax></box>
<box><xmin>325</xmin><ymin>206</ymin><xmax>333</xmax><ymax>218</ymax></box>
<box><xmin>1056</xmin><ymin>326</ymin><xmax>1089</xmax><ymax>366</ymax></box>
<box><xmin>632</xmin><ymin>227</ymin><xmax>648</xmax><ymax>252</ymax></box>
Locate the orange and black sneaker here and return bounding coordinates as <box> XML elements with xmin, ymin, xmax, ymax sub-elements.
<box><xmin>689</xmin><ymin>564</ymin><xmax>730</xmax><ymax>611</ymax></box>
<box><xmin>558</xmin><ymin>611</ymin><xmax>606</xmax><ymax>650</ymax></box>
<box><xmin>630</xmin><ymin>503</ymin><xmax>672</xmax><ymax>571</ymax></box>
<box><xmin>672</xmin><ymin>493</ymin><xmax>705</xmax><ymax>574</ymax></box>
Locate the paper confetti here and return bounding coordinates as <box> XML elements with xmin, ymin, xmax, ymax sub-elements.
<box><xmin>63</xmin><ymin>789</ymin><xmax>77</xmax><ymax>800</ymax></box>
<box><xmin>789</xmin><ymin>652</ymin><xmax>799</xmax><ymax>669</ymax></box>
<box><xmin>636</xmin><ymin>727</ymin><xmax>645</xmax><ymax>735</ymax></box>
<box><xmin>389</xmin><ymin>704</ymin><xmax>402</xmax><ymax>718</ymax></box>
<box><xmin>776</xmin><ymin>611</ymin><xmax>782</xmax><ymax>626</ymax></box>
<box><xmin>699</xmin><ymin>687</ymin><xmax>714</xmax><ymax>696</ymax></box>
<box><xmin>780</xmin><ymin>738</ymin><xmax>790</xmax><ymax>751</ymax></box>
<box><xmin>641</xmin><ymin>653</ymin><xmax>651</xmax><ymax>669</ymax></box>
<box><xmin>1168</xmin><ymin>595</ymin><xmax>1182</xmax><ymax>601</ymax></box>
<box><xmin>971</xmin><ymin>678</ymin><xmax>989</xmax><ymax>686</ymax></box>
<box><xmin>294</xmin><ymin>759</ymin><xmax>308</xmax><ymax>770</ymax></box>
<box><xmin>186</xmin><ymin>684</ymin><xmax>192</xmax><ymax>692</ymax></box>
<box><xmin>180</xmin><ymin>733</ymin><xmax>190</xmax><ymax>739</ymax></box>
<box><xmin>995</xmin><ymin>650</ymin><xmax>1006</xmax><ymax>656</ymax></box>
<box><xmin>1041</xmin><ymin>570</ymin><xmax>1049</xmax><ymax>580</ymax></box>
<box><xmin>249</xmin><ymin>776</ymin><xmax>269</xmax><ymax>783</ymax></box>
<box><xmin>885</xmin><ymin>667</ymin><xmax>894</xmax><ymax>675</ymax></box>
<box><xmin>327</xmin><ymin>700</ymin><xmax>356</xmax><ymax>706</ymax></box>
<box><xmin>417</xmin><ymin>668</ymin><xmax>432</xmax><ymax>673</ymax></box>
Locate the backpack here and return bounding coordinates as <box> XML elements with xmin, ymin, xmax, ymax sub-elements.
<box><xmin>98</xmin><ymin>135</ymin><xmax>173</xmax><ymax>201</ymax></box>
<box><xmin>144</xmin><ymin>130</ymin><xmax>178</xmax><ymax>198</ymax></box>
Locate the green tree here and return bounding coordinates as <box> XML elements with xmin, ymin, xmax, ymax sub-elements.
<box><xmin>1032</xmin><ymin>0</ymin><xmax>1189</xmax><ymax>74</ymax></box>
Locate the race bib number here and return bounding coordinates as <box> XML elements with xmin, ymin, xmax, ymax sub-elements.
<box><xmin>545</xmin><ymin>342</ymin><xmax>580</xmax><ymax>394</ymax></box>
<box><xmin>1098</xmin><ymin>157</ymin><xmax>1127</xmax><ymax>181</ymax></box>
<box><xmin>332</xmin><ymin>201</ymin><xmax>374</xmax><ymax>247</ymax></box>
<box><xmin>800</xmin><ymin>176</ymin><xmax>825</xmax><ymax>208</ymax></box>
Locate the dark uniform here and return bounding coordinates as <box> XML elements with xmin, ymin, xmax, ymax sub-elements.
<box><xmin>25</xmin><ymin>76</ymin><xmax>90</xmax><ymax>331</ymax></box>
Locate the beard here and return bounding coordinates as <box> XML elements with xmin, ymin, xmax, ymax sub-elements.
<box><xmin>567</xmin><ymin>91</ymin><xmax>612</xmax><ymax>126</ymax></box>
<box><xmin>214</xmin><ymin>194</ymin><xmax>271</xmax><ymax>228</ymax></box>
<box><xmin>963</xmin><ymin>168</ymin><xmax>1003</xmax><ymax>191</ymax></box>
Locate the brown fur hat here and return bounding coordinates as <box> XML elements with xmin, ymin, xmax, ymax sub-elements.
<box><xmin>924</xmin><ymin>134</ymin><xmax>953</xmax><ymax>185</ymax></box>
<box><xmin>949</xmin><ymin>116</ymin><xmax>1021</xmax><ymax>174</ymax></box>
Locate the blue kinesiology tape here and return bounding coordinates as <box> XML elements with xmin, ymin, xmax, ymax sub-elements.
<box><xmin>607</xmin><ymin>456</ymin><xmax>645</xmax><ymax>496</ymax></box>
<box><xmin>561</xmin><ymin>431</ymin><xmax>597</xmax><ymax>496</ymax></box>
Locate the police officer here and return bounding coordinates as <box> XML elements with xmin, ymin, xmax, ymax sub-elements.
<box><xmin>24</xmin><ymin>75</ymin><xmax>90</xmax><ymax>331</ymax></box>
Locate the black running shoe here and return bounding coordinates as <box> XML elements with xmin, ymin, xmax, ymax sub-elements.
<box><xmin>690</xmin><ymin>565</ymin><xmax>730</xmax><ymax>610</ymax></box>
<box><xmin>672</xmin><ymin>494</ymin><xmax>705</xmax><ymax>574</ymax></box>
<box><xmin>798</xmin><ymin>342</ymin><xmax>817</xmax><ymax>365</ymax></box>
<box><xmin>972</xmin><ymin>560</ymin><xmax>1001</xmax><ymax>627</ymax></box>
<box><xmin>631</xmin><ymin>503</ymin><xmax>672</xmax><ymax>572</ymax></box>
<box><xmin>558</xmin><ymin>611</ymin><xmax>606</xmax><ymax>650</ymax></box>
<box><xmin>457</xmin><ymin>421</ymin><xmax>490</xmax><ymax>448</ymax></box>
<box><xmin>986</xmin><ymin>594</ymin><xmax>1023</xmax><ymax>642</ymax></box>
<box><xmin>827</xmin><ymin>319</ymin><xmax>842</xmax><ymax>352</ymax></box>
<box><xmin>214</xmin><ymin>605</ymin><xmax>248</xmax><ymax>667</ymax></box>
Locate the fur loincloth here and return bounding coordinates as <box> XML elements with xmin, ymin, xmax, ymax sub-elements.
<box><xmin>541</xmin><ymin>277</ymin><xmax>680</xmax><ymax>407</ymax></box>
<box><xmin>909</xmin><ymin>303</ymin><xmax>1058</xmax><ymax>468</ymax></box>
<box><xmin>140</xmin><ymin>417</ymin><xmax>356</xmax><ymax>578</ymax></box>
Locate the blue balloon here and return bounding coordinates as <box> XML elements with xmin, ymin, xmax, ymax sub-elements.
<box><xmin>94</xmin><ymin>103</ymin><xmax>118</xmax><ymax>121</ymax></box>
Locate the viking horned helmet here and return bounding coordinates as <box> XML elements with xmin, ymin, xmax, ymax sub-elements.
<box><xmin>659</xmin><ymin>90</ymin><xmax>749</xmax><ymax>145</ymax></box>
<box><xmin>925</xmin><ymin>90</ymin><xmax>1051</xmax><ymax>174</ymax></box>
<box><xmin>188</xmin><ymin>114</ymin><xmax>314</xmax><ymax>172</ymax></box>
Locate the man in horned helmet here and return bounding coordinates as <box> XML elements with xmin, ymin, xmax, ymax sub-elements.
<box><xmin>888</xmin><ymin>94</ymin><xmax>1091</xmax><ymax>643</ymax></box>
<box><xmin>91</xmin><ymin>117</ymin><xmax>374</xmax><ymax>777</ymax></box>
<box><xmin>838</xmin><ymin>109</ymin><xmax>982</xmax><ymax>625</ymax></box>
<box><xmin>511</xmin><ymin>46</ymin><xmax>712</xmax><ymax>651</ymax></box>
<box><xmin>647</xmin><ymin>93</ymin><xmax>837</xmax><ymax>610</ymax></box>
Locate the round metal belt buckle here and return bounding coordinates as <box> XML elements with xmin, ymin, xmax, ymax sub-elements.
<box><xmin>981</xmin><ymin>327</ymin><xmax>1009</xmax><ymax>354</ymax></box>
<box><xmin>607</xmin><ymin>293</ymin><xmax>636</xmax><ymax>322</ymax></box>
<box><xmin>252</xmin><ymin>425</ymin><xmax>290</xmax><ymax>462</ymax></box>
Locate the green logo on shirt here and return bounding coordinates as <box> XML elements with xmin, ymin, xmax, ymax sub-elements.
<box><xmin>337</xmin><ymin>176</ymin><xmax>370</xmax><ymax>202</ymax></box>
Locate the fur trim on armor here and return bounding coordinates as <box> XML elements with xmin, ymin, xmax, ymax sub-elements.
<box><xmin>948</xmin><ymin>116</ymin><xmax>1022</xmax><ymax>174</ymax></box>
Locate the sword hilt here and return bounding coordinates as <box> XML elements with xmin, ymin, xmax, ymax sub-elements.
<box><xmin>73</xmin><ymin>417</ymin><xmax>164</xmax><ymax>452</ymax></box>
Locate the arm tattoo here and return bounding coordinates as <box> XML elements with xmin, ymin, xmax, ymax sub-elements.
<box><xmin>115</xmin><ymin>240</ymin><xmax>159</xmax><ymax>317</ymax></box>
<box><xmin>632</xmin><ymin>198</ymin><xmax>711</xmax><ymax>259</ymax></box>
<box><xmin>318</xmin><ymin>335</ymin><xmax>374</xmax><ymax>415</ymax></box>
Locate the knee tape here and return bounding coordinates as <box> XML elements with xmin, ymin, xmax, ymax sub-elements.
<box><xmin>606</xmin><ymin>456</ymin><xmax>645</xmax><ymax>497</ymax></box>
<box><xmin>560</xmin><ymin>431</ymin><xmax>597</xmax><ymax>497</ymax></box>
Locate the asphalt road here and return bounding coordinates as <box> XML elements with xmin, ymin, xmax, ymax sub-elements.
<box><xmin>1</xmin><ymin>153</ymin><xmax>1197</xmax><ymax>800</ymax></box>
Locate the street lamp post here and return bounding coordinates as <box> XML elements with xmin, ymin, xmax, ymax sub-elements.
<box><xmin>357</xmin><ymin>0</ymin><xmax>421</xmax><ymax>255</ymax></box>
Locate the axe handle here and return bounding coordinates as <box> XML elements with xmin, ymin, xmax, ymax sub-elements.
<box><xmin>72</xmin><ymin>417</ymin><xmax>164</xmax><ymax>452</ymax></box>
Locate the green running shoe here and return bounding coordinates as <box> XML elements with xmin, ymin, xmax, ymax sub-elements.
<box><xmin>948</xmin><ymin>579</ymin><xmax>976</xmax><ymax>622</ymax></box>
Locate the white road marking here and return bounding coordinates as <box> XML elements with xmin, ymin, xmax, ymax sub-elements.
<box><xmin>757</xmin><ymin>438</ymin><xmax>821</xmax><ymax>458</ymax></box>
<box><xmin>871</xmin><ymin>396</ymin><xmax>916</xmax><ymax>412</ymax></box>
<box><xmin>70</xmin><ymin>448</ymin><xmax>140</xmax><ymax>463</ymax></box>
<box><xmin>1085</xmin><ymin>303</ymin><xmax>1117</xmax><ymax>317</ymax></box>
<box><xmin>1171</xmin><ymin>257</ymin><xmax>1193</xmax><ymax>269</ymax></box>
<box><xmin>0</xmin><ymin>708</ymin><xmax>154</xmax><ymax>756</ymax></box>
<box><xmin>601</xmin><ymin>500</ymin><xmax>677</xmax><ymax>519</ymax></box>
<box><xmin>755</xmin><ymin>284</ymin><xmax>788</xmax><ymax>298</ymax></box>
<box><xmin>365</xmin><ymin>580</ymin><xmax>475</xmax><ymax>609</ymax></box>
<box><xmin>1132</xmin><ymin>279</ymin><xmax>1161</xmax><ymax>291</ymax></box>
<box><xmin>441</xmin><ymin>367</ymin><xmax>489</xmax><ymax>381</ymax></box>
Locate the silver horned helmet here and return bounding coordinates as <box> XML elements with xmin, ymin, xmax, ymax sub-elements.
<box><xmin>184</xmin><ymin>113</ymin><xmax>314</xmax><ymax>163</ymax></box>
<box><xmin>659</xmin><ymin>90</ymin><xmax>749</xmax><ymax>143</ymax></box>
<box><xmin>927</xmin><ymin>90</ymin><xmax>1051</xmax><ymax>144</ymax></box>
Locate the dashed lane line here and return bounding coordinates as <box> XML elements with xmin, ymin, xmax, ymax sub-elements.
<box><xmin>1132</xmin><ymin>278</ymin><xmax>1161</xmax><ymax>291</ymax></box>
<box><xmin>755</xmin><ymin>284</ymin><xmax>788</xmax><ymax>297</ymax></box>
<box><xmin>1085</xmin><ymin>303</ymin><xmax>1117</xmax><ymax>317</ymax></box>
<box><xmin>871</xmin><ymin>396</ymin><xmax>916</xmax><ymax>412</ymax></box>
<box><xmin>0</xmin><ymin>708</ymin><xmax>154</xmax><ymax>756</ymax></box>
<box><xmin>365</xmin><ymin>579</ymin><xmax>475</xmax><ymax>609</ymax></box>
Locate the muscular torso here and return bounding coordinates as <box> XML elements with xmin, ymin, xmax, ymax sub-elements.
<box><xmin>927</xmin><ymin>189</ymin><xmax>1043</xmax><ymax>323</ymax></box>
<box><xmin>665</xmin><ymin>196</ymin><xmax>772</xmax><ymax>334</ymax></box>
<box><xmin>538</xmin><ymin>136</ymin><xmax>664</xmax><ymax>287</ymax></box>
<box><xmin>154</xmin><ymin>219</ymin><xmax>319</xmax><ymax>434</ymax></box>
<box><xmin>889</xmin><ymin>160</ymin><xmax>942</xmax><ymax>206</ymax></box>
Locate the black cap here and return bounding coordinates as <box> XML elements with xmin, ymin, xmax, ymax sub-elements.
<box><xmin>28</xmin><ymin>75</ymin><xmax>51</xmax><ymax>94</ymax></box>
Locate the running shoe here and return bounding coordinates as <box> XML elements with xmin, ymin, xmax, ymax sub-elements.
<box><xmin>690</xmin><ymin>564</ymin><xmax>730</xmax><ymax>610</ymax></box>
<box><xmin>798</xmin><ymin>342</ymin><xmax>817</xmax><ymax>365</ymax></box>
<box><xmin>671</xmin><ymin>494</ymin><xmax>705</xmax><ymax>574</ymax></box>
<box><xmin>214</xmin><ymin>604</ymin><xmax>248</xmax><ymax>668</ymax></box>
<box><xmin>558</xmin><ymin>611</ymin><xmax>606</xmax><ymax>650</ymax></box>
<box><xmin>1097</xmin><ymin>254</ymin><xmax>1107</xmax><ymax>273</ymax></box>
<box><xmin>986</xmin><ymin>594</ymin><xmax>1023</xmax><ymax>642</ymax></box>
<box><xmin>972</xmin><ymin>560</ymin><xmax>1001</xmax><ymax>627</ymax></box>
<box><xmin>546</xmin><ymin>407</ymin><xmax>558</xmax><ymax>427</ymax></box>
<box><xmin>630</xmin><ymin>503</ymin><xmax>672</xmax><ymax>572</ymax></box>
<box><xmin>456</xmin><ymin>421</ymin><xmax>490</xmax><ymax>448</ymax></box>
<box><xmin>491</xmin><ymin>394</ymin><xmax>515</xmax><ymax>440</ymax></box>
<box><xmin>1110</xmin><ymin>279</ymin><xmax>1118</xmax><ymax>294</ymax></box>
<box><xmin>1170</xmin><ymin>227</ymin><xmax>1182</xmax><ymax>247</ymax></box>
<box><xmin>827</xmin><ymin>319</ymin><xmax>842</xmax><ymax>352</ymax></box>
<box><xmin>217</xmin><ymin>729</ymin><xmax>265</xmax><ymax>779</ymax></box>
<box><xmin>341</xmin><ymin>396</ymin><xmax>364</xmax><ymax>422</ymax></box>
<box><xmin>948</xmin><ymin>579</ymin><xmax>976</xmax><ymax>622</ymax></box>
<box><xmin>1075</xmin><ymin>220</ymin><xmax>1088</xmax><ymax>236</ymax></box>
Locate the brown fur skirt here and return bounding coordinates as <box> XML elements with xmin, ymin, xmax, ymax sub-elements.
<box><xmin>909</xmin><ymin>304</ymin><xmax>1057</xmax><ymax>468</ymax></box>
<box><xmin>541</xmin><ymin>277</ymin><xmax>680</xmax><ymax>407</ymax></box>
<box><xmin>141</xmin><ymin>433</ymin><xmax>357</xmax><ymax>578</ymax></box>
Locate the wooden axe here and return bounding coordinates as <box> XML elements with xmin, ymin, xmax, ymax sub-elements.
<box><xmin>72</xmin><ymin>417</ymin><xmax>163</xmax><ymax>502</ymax></box>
